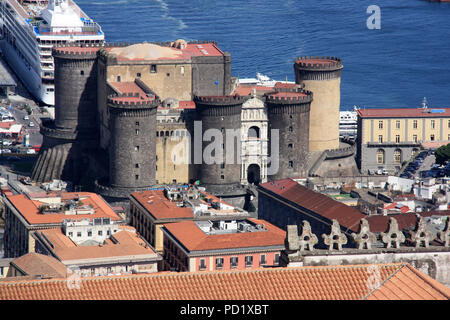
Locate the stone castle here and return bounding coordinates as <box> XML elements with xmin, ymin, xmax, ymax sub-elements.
<box><xmin>30</xmin><ymin>39</ymin><xmax>359</xmax><ymax>205</ymax></box>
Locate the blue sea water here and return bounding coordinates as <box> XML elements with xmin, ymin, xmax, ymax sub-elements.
<box><xmin>76</xmin><ymin>0</ymin><xmax>450</xmax><ymax>110</ymax></box>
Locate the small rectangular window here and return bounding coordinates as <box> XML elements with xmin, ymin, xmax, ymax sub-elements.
<box><xmin>137</xmin><ymin>73</ymin><xmax>141</xmax><ymax>78</ymax></box>
<box><xmin>378</xmin><ymin>135</ymin><xmax>383</xmax><ymax>143</ymax></box>
<box><xmin>136</xmin><ymin>121</ymin><xmax>139</xmax><ymax>126</ymax></box>
<box><xmin>135</xmin><ymin>174</ymin><xmax>139</xmax><ymax>180</ymax></box>
<box><xmin>431</xmin><ymin>120</ymin><xmax>435</xmax><ymax>129</ymax></box>
<box><xmin>77</xmin><ymin>232</ymin><xmax>82</xmax><ymax>237</ymax></box>
<box><xmin>289</xmin><ymin>161</ymin><xmax>293</xmax><ymax>168</ymax></box>
<box><xmin>274</xmin><ymin>253</ymin><xmax>280</xmax><ymax>264</ymax></box>
<box><xmin>395</xmin><ymin>135</ymin><xmax>400</xmax><ymax>143</ymax></box>
<box><xmin>98</xmin><ymin>230</ymin><xmax>103</xmax><ymax>236</ymax></box>
<box><xmin>150</xmin><ymin>65</ymin><xmax>157</xmax><ymax>73</ymax></box>
<box><xmin>260</xmin><ymin>254</ymin><xmax>266</xmax><ymax>266</ymax></box>
<box><xmin>378</xmin><ymin>120</ymin><xmax>383</xmax><ymax>129</ymax></box>
<box><xmin>245</xmin><ymin>255</ymin><xmax>253</xmax><ymax>267</ymax></box>
<box><xmin>135</xmin><ymin>146</ymin><xmax>139</xmax><ymax>151</ymax></box>
<box><xmin>395</xmin><ymin>120</ymin><xmax>400</xmax><ymax>129</ymax></box>
<box><xmin>413</xmin><ymin>135</ymin><xmax>418</xmax><ymax>143</ymax></box>
<box><xmin>230</xmin><ymin>257</ymin><xmax>238</xmax><ymax>268</ymax></box>
<box><xmin>117</xmin><ymin>75</ymin><xmax>121</xmax><ymax>82</ymax></box>
<box><xmin>135</xmin><ymin>163</ymin><xmax>139</xmax><ymax>168</ymax></box>
<box><xmin>87</xmin><ymin>230</ymin><xmax>92</xmax><ymax>237</ymax></box>
<box><xmin>216</xmin><ymin>258</ymin><xmax>224</xmax><ymax>269</ymax></box>
<box><xmin>136</xmin><ymin>129</ymin><xmax>139</xmax><ymax>135</ymax></box>
<box><xmin>430</xmin><ymin>134</ymin><xmax>435</xmax><ymax>141</ymax></box>
<box><xmin>199</xmin><ymin>259</ymin><xmax>206</xmax><ymax>270</ymax></box>
<box><xmin>413</xmin><ymin>120</ymin><xmax>418</xmax><ymax>129</ymax></box>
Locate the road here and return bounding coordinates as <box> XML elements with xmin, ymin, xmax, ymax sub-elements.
<box><xmin>414</xmin><ymin>154</ymin><xmax>435</xmax><ymax>178</ymax></box>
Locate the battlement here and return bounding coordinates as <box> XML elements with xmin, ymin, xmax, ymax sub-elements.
<box><xmin>194</xmin><ymin>94</ymin><xmax>246</xmax><ymax>106</ymax></box>
<box><xmin>52</xmin><ymin>43</ymin><xmax>106</xmax><ymax>58</ymax></box>
<box><xmin>294</xmin><ymin>56</ymin><xmax>343</xmax><ymax>71</ymax></box>
<box><xmin>107</xmin><ymin>92</ymin><xmax>160</xmax><ymax>109</ymax></box>
<box><xmin>265</xmin><ymin>88</ymin><xmax>313</xmax><ymax>104</ymax></box>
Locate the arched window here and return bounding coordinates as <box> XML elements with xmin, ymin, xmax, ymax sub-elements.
<box><xmin>248</xmin><ymin>126</ymin><xmax>260</xmax><ymax>139</ymax></box>
<box><xmin>394</xmin><ymin>149</ymin><xmax>402</xmax><ymax>164</ymax></box>
<box><xmin>376</xmin><ymin>149</ymin><xmax>385</xmax><ymax>164</ymax></box>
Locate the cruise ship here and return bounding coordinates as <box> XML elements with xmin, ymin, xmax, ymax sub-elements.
<box><xmin>339</xmin><ymin>106</ymin><xmax>358</xmax><ymax>140</ymax></box>
<box><xmin>0</xmin><ymin>0</ymin><xmax>104</xmax><ymax>105</ymax></box>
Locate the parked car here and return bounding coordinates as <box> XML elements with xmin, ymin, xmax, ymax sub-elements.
<box><xmin>23</xmin><ymin>115</ymin><xmax>29</xmax><ymax>120</ymax></box>
<box><xmin>28</xmin><ymin>122</ymin><xmax>35</xmax><ymax>127</ymax></box>
<box><xmin>26</xmin><ymin>149</ymin><xmax>36</xmax><ymax>154</ymax></box>
<box><xmin>2</xmin><ymin>149</ymin><xmax>11</xmax><ymax>154</ymax></box>
<box><xmin>2</xmin><ymin>140</ymin><xmax>12</xmax><ymax>146</ymax></box>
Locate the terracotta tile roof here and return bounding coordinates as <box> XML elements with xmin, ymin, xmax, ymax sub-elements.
<box><xmin>163</xmin><ymin>218</ymin><xmax>285</xmax><ymax>252</ymax></box>
<box><xmin>130</xmin><ymin>189</ymin><xmax>194</xmax><ymax>220</ymax></box>
<box><xmin>365</xmin><ymin>210</ymin><xmax>450</xmax><ymax>233</ymax></box>
<box><xmin>106</xmin><ymin>42</ymin><xmax>223</xmax><ymax>62</ymax></box>
<box><xmin>177</xmin><ymin>100</ymin><xmax>196</xmax><ymax>109</ymax></box>
<box><xmin>365</xmin><ymin>264</ymin><xmax>450</xmax><ymax>300</ymax></box>
<box><xmin>8</xmin><ymin>253</ymin><xmax>68</xmax><ymax>279</ymax></box>
<box><xmin>267</xmin><ymin>91</ymin><xmax>308</xmax><ymax>98</ymax></box>
<box><xmin>233</xmin><ymin>84</ymin><xmax>274</xmax><ymax>96</ymax></box>
<box><xmin>5</xmin><ymin>192</ymin><xmax>122</xmax><ymax>226</ymax></box>
<box><xmin>0</xmin><ymin>263</ymin><xmax>447</xmax><ymax>300</ymax></box>
<box><xmin>357</xmin><ymin>107</ymin><xmax>450</xmax><ymax>118</ymax></box>
<box><xmin>259</xmin><ymin>179</ymin><xmax>365</xmax><ymax>232</ymax></box>
<box><xmin>109</xmin><ymin>81</ymin><xmax>147</xmax><ymax>98</ymax></box>
<box><xmin>36</xmin><ymin>228</ymin><xmax>158</xmax><ymax>262</ymax></box>
<box><xmin>274</xmin><ymin>82</ymin><xmax>298</xmax><ymax>89</ymax></box>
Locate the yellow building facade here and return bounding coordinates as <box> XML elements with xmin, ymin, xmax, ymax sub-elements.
<box><xmin>356</xmin><ymin>108</ymin><xmax>450</xmax><ymax>174</ymax></box>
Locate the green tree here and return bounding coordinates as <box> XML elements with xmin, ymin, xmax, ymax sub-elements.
<box><xmin>435</xmin><ymin>143</ymin><xmax>450</xmax><ymax>165</ymax></box>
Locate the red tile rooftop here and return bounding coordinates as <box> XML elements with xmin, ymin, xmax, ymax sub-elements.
<box><xmin>274</xmin><ymin>82</ymin><xmax>298</xmax><ymax>89</ymax></box>
<box><xmin>106</xmin><ymin>42</ymin><xmax>224</xmax><ymax>62</ymax></box>
<box><xmin>130</xmin><ymin>188</ymin><xmax>237</xmax><ymax>221</ymax></box>
<box><xmin>267</xmin><ymin>91</ymin><xmax>308</xmax><ymax>98</ymax></box>
<box><xmin>109</xmin><ymin>81</ymin><xmax>147</xmax><ymax>98</ymax></box>
<box><xmin>259</xmin><ymin>178</ymin><xmax>365</xmax><ymax>233</ymax></box>
<box><xmin>163</xmin><ymin>218</ymin><xmax>285</xmax><ymax>252</ymax></box>
<box><xmin>131</xmin><ymin>189</ymin><xmax>193</xmax><ymax>220</ymax></box>
<box><xmin>357</xmin><ymin>107</ymin><xmax>450</xmax><ymax>118</ymax></box>
<box><xmin>1</xmin><ymin>263</ymin><xmax>448</xmax><ymax>300</ymax></box>
<box><xmin>5</xmin><ymin>192</ymin><xmax>122</xmax><ymax>225</ymax></box>
<box><xmin>233</xmin><ymin>84</ymin><xmax>275</xmax><ymax>96</ymax></box>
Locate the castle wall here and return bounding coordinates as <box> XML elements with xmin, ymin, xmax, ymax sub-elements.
<box><xmin>156</xmin><ymin>121</ymin><xmax>192</xmax><ymax>184</ymax></box>
<box><xmin>303</xmin><ymin>78</ymin><xmax>341</xmax><ymax>151</ymax></box>
<box><xmin>106</xmin><ymin>63</ymin><xmax>192</xmax><ymax>101</ymax></box>
<box><xmin>108</xmin><ymin>101</ymin><xmax>158</xmax><ymax>188</ymax></box>
<box><xmin>53</xmin><ymin>52</ymin><xmax>98</xmax><ymax>135</ymax></box>
<box><xmin>191</xmin><ymin>54</ymin><xmax>231</xmax><ymax>97</ymax></box>
<box><xmin>195</xmin><ymin>97</ymin><xmax>244</xmax><ymax>188</ymax></box>
<box><xmin>266</xmin><ymin>96</ymin><xmax>311</xmax><ymax>181</ymax></box>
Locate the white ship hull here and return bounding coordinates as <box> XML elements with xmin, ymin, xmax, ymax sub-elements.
<box><xmin>0</xmin><ymin>39</ymin><xmax>55</xmax><ymax>104</ymax></box>
<box><xmin>0</xmin><ymin>0</ymin><xmax>104</xmax><ymax>106</ymax></box>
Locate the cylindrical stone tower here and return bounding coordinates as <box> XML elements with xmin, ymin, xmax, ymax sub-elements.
<box><xmin>294</xmin><ymin>56</ymin><xmax>343</xmax><ymax>152</ymax></box>
<box><xmin>53</xmin><ymin>46</ymin><xmax>99</xmax><ymax>136</ymax></box>
<box><xmin>265</xmin><ymin>88</ymin><xmax>313</xmax><ymax>181</ymax></box>
<box><xmin>107</xmin><ymin>93</ymin><xmax>159</xmax><ymax>189</ymax></box>
<box><xmin>194</xmin><ymin>95</ymin><xmax>245</xmax><ymax>192</ymax></box>
<box><xmin>31</xmin><ymin>45</ymin><xmax>102</xmax><ymax>183</ymax></box>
